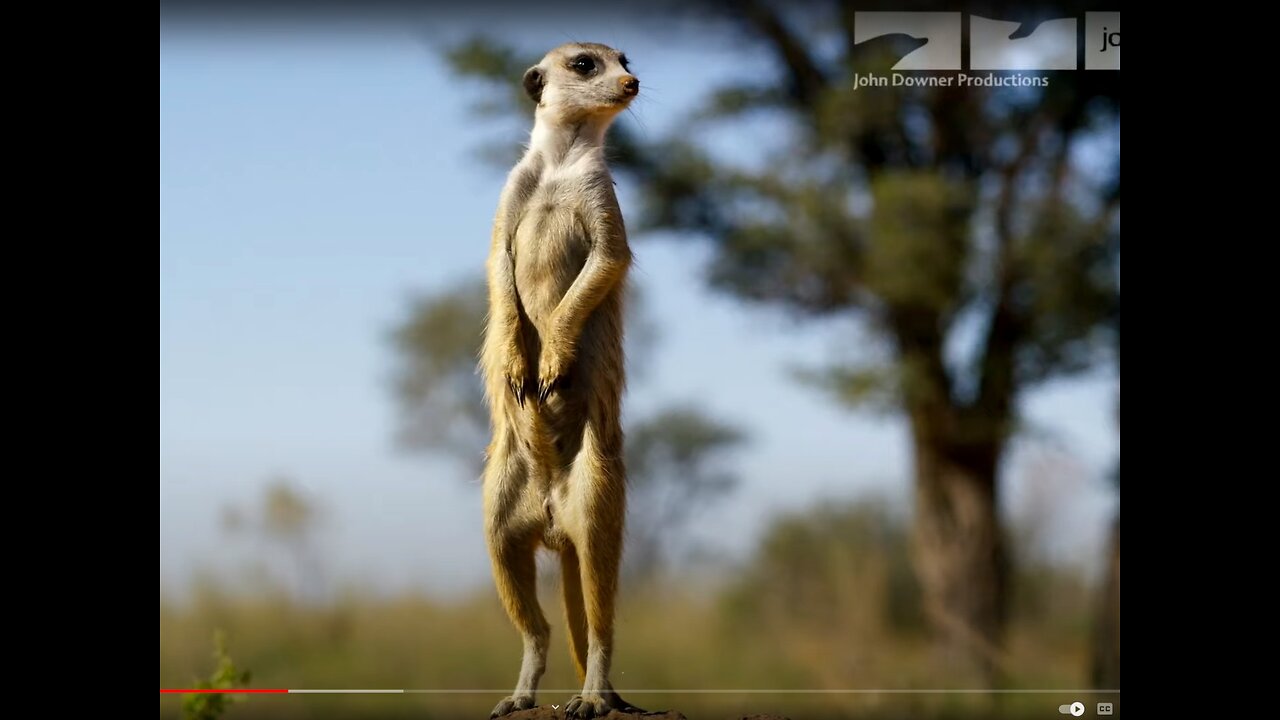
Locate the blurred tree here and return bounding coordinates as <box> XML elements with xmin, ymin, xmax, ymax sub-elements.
<box><xmin>1092</xmin><ymin>349</ymin><xmax>1120</xmax><ymax>687</ymax></box>
<box><xmin>391</xmin><ymin>281</ymin><xmax>491</xmax><ymax>469</ymax></box>
<box><xmin>626</xmin><ymin>406</ymin><xmax>745</xmax><ymax>579</ymax></box>
<box><xmin>727</xmin><ymin>499</ymin><xmax>922</xmax><ymax>634</ymax></box>
<box><xmin>721</xmin><ymin>500</ymin><xmax>924</xmax><ymax>687</ymax></box>
<box><xmin>223</xmin><ymin>479</ymin><xmax>324</xmax><ymax>602</ymax></box>
<box><xmin>444</xmin><ymin>0</ymin><xmax>1119</xmax><ymax>680</ymax></box>
<box><xmin>1091</xmin><ymin>513</ymin><xmax>1120</xmax><ymax>687</ymax></box>
<box><xmin>391</xmin><ymin>279</ymin><xmax>741</xmax><ymax>577</ymax></box>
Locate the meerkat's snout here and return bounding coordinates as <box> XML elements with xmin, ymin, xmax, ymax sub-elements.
<box><xmin>620</xmin><ymin>75</ymin><xmax>639</xmax><ymax>97</ymax></box>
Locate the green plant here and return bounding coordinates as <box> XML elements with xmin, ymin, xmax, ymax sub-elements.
<box><xmin>181</xmin><ymin>630</ymin><xmax>251</xmax><ymax>720</ymax></box>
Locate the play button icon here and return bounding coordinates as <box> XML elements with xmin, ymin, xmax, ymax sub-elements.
<box><xmin>1058</xmin><ymin>701</ymin><xmax>1086</xmax><ymax>716</ymax></box>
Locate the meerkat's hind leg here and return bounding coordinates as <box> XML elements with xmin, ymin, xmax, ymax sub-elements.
<box><xmin>563</xmin><ymin>546</ymin><xmax>648</xmax><ymax>716</ymax></box>
<box><xmin>484</xmin><ymin>441</ymin><xmax>551</xmax><ymax>718</ymax></box>
<box><xmin>563</xmin><ymin>444</ymin><xmax>644</xmax><ymax>717</ymax></box>
<box><xmin>560</xmin><ymin>545</ymin><xmax>590</xmax><ymax>683</ymax></box>
<box><xmin>487</xmin><ymin>529</ymin><xmax>549</xmax><ymax>718</ymax></box>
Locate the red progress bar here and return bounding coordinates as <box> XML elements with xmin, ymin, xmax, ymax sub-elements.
<box><xmin>160</xmin><ymin>689</ymin><xmax>288</xmax><ymax>694</ymax></box>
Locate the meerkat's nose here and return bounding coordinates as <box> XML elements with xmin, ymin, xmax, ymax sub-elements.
<box><xmin>621</xmin><ymin>76</ymin><xmax>639</xmax><ymax>96</ymax></box>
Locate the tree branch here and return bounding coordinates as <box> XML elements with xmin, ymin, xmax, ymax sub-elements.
<box><xmin>968</xmin><ymin>118</ymin><xmax>1045</xmax><ymax>428</ymax></box>
<box><xmin>888</xmin><ymin>305</ymin><xmax>954</xmax><ymax>443</ymax></box>
<box><xmin>741</xmin><ymin>1</ymin><xmax>827</xmax><ymax>106</ymax></box>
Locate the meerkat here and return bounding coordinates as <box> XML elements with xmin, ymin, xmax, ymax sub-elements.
<box><xmin>478</xmin><ymin>42</ymin><xmax>640</xmax><ymax>719</ymax></box>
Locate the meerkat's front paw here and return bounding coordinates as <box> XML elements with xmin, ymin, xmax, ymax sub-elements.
<box><xmin>537</xmin><ymin>348</ymin><xmax>571</xmax><ymax>404</ymax></box>
<box><xmin>490</xmin><ymin>693</ymin><xmax>536</xmax><ymax>718</ymax></box>
<box><xmin>504</xmin><ymin>348</ymin><xmax>529</xmax><ymax>407</ymax></box>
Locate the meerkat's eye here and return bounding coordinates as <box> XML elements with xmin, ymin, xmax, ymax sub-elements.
<box><xmin>571</xmin><ymin>56</ymin><xmax>596</xmax><ymax>74</ymax></box>
<box><xmin>619</xmin><ymin>55</ymin><xmax>630</xmax><ymax>72</ymax></box>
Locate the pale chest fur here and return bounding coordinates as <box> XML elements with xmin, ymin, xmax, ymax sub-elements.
<box><xmin>511</xmin><ymin>157</ymin><xmax>616</xmax><ymax>332</ymax></box>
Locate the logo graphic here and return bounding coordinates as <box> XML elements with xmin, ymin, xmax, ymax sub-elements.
<box><xmin>852</xmin><ymin>12</ymin><xmax>962</xmax><ymax>70</ymax></box>
<box><xmin>1086</xmin><ymin>12</ymin><xmax>1121</xmax><ymax>69</ymax></box>
<box><xmin>970</xmin><ymin>16</ymin><xmax>1077</xmax><ymax>70</ymax></box>
<box><xmin>853</xmin><ymin>12</ymin><xmax>1120</xmax><ymax>71</ymax></box>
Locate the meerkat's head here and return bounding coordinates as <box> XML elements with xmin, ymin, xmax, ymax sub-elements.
<box><xmin>522</xmin><ymin>42</ymin><xmax>639</xmax><ymax>124</ymax></box>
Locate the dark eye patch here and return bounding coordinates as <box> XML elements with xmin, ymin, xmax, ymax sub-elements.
<box><xmin>570</xmin><ymin>55</ymin><xmax>596</xmax><ymax>74</ymax></box>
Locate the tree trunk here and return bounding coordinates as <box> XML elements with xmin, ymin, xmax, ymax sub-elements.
<box><xmin>1091</xmin><ymin>514</ymin><xmax>1121</xmax><ymax>687</ymax></box>
<box><xmin>909</xmin><ymin>420</ymin><xmax>1008</xmax><ymax>685</ymax></box>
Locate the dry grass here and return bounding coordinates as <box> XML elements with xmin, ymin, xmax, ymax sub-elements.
<box><xmin>161</xmin><ymin>585</ymin><xmax>1096</xmax><ymax>719</ymax></box>
<box><xmin>160</xmin><ymin>501</ymin><xmax>1106</xmax><ymax>719</ymax></box>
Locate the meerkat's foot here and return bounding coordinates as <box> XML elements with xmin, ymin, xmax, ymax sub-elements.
<box><xmin>564</xmin><ymin>693</ymin><xmax>610</xmax><ymax>719</ymax></box>
<box><xmin>564</xmin><ymin>689</ymin><xmax>643</xmax><ymax>718</ymax></box>
<box><xmin>490</xmin><ymin>693</ymin><xmax>536</xmax><ymax>718</ymax></box>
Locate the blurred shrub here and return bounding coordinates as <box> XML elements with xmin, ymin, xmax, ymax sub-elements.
<box><xmin>181</xmin><ymin>631</ymin><xmax>251</xmax><ymax>720</ymax></box>
<box><xmin>723</xmin><ymin>498</ymin><xmax>923</xmax><ymax>640</ymax></box>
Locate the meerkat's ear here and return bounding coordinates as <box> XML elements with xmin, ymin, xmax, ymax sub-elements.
<box><xmin>522</xmin><ymin>66</ymin><xmax>544</xmax><ymax>104</ymax></box>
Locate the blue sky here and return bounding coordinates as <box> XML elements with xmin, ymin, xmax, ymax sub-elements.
<box><xmin>159</xmin><ymin>18</ymin><xmax>1118</xmax><ymax>597</ymax></box>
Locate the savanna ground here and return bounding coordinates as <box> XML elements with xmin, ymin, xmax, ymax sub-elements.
<box><xmin>160</xmin><ymin>500</ymin><xmax>1111</xmax><ymax>720</ymax></box>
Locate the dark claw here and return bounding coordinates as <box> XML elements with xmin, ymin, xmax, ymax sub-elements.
<box><xmin>508</xmin><ymin>378</ymin><xmax>525</xmax><ymax>408</ymax></box>
<box><xmin>538</xmin><ymin>377</ymin><xmax>558</xmax><ymax>404</ymax></box>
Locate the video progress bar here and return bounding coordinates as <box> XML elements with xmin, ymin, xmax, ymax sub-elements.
<box><xmin>161</xmin><ymin>689</ymin><xmax>1120</xmax><ymax>695</ymax></box>
<box><xmin>160</xmin><ymin>689</ymin><xmax>404</xmax><ymax>694</ymax></box>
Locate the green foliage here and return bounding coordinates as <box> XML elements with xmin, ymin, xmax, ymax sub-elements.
<box><xmin>390</xmin><ymin>281</ymin><xmax>490</xmax><ymax>465</ymax></box>
<box><xmin>724</xmin><ymin>499</ymin><xmax>923</xmax><ymax>637</ymax></box>
<box><xmin>444</xmin><ymin>38</ymin><xmax>533</xmax><ymax>120</ymax></box>
<box><xmin>181</xmin><ymin>631</ymin><xmax>251</xmax><ymax>720</ymax></box>
<box><xmin>222</xmin><ymin>480</ymin><xmax>324</xmax><ymax>601</ymax></box>
<box><xmin>694</xmin><ymin>84</ymin><xmax>788</xmax><ymax>122</ymax></box>
<box><xmin>262</xmin><ymin>481</ymin><xmax>317</xmax><ymax>543</ymax></box>
<box><xmin>626</xmin><ymin>406</ymin><xmax>746</xmax><ymax>576</ymax></box>
<box><xmin>795</xmin><ymin>362</ymin><xmax>899</xmax><ymax>413</ymax></box>
<box><xmin>865</xmin><ymin>172</ymin><xmax>972</xmax><ymax>315</ymax></box>
<box><xmin>628</xmin><ymin>406</ymin><xmax>745</xmax><ymax>482</ymax></box>
<box><xmin>1013</xmin><ymin>200</ymin><xmax>1118</xmax><ymax>383</ymax></box>
<box><xmin>446</xmin><ymin>38</ymin><xmax>529</xmax><ymax>93</ymax></box>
